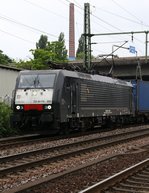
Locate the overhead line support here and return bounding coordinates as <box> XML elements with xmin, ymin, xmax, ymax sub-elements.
<box><xmin>83</xmin><ymin>3</ymin><xmax>91</xmax><ymax>72</ymax></box>
<box><xmin>91</xmin><ymin>30</ymin><xmax>149</xmax><ymax>63</ymax></box>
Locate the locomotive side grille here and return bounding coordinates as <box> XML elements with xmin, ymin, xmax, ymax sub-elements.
<box><xmin>80</xmin><ymin>80</ymin><xmax>131</xmax><ymax>108</ymax></box>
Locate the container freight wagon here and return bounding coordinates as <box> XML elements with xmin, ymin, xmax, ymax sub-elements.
<box><xmin>132</xmin><ymin>80</ymin><xmax>149</xmax><ymax>120</ymax></box>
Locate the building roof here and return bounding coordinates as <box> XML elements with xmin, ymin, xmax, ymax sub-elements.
<box><xmin>0</xmin><ymin>64</ymin><xmax>21</xmax><ymax>71</ymax></box>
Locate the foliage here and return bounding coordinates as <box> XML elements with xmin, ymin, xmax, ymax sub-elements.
<box><xmin>30</xmin><ymin>49</ymin><xmax>55</xmax><ymax>69</ymax></box>
<box><xmin>76</xmin><ymin>35</ymin><xmax>84</xmax><ymax>59</ymax></box>
<box><xmin>76</xmin><ymin>35</ymin><xmax>95</xmax><ymax>60</ymax></box>
<box><xmin>57</xmin><ymin>32</ymin><xmax>67</xmax><ymax>61</ymax></box>
<box><xmin>36</xmin><ymin>35</ymin><xmax>48</xmax><ymax>49</ymax></box>
<box><xmin>16</xmin><ymin>33</ymin><xmax>68</xmax><ymax>69</ymax></box>
<box><xmin>35</xmin><ymin>33</ymin><xmax>67</xmax><ymax>62</ymax></box>
<box><xmin>0</xmin><ymin>50</ymin><xmax>12</xmax><ymax>65</ymax></box>
<box><xmin>0</xmin><ymin>102</ymin><xmax>17</xmax><ymax>137</ymax></box>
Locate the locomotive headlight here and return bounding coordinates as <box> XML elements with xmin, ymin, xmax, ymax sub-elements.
<box><xmin>16</xmin><ymin>105</ymin><xmax>23</xmax><ymax>110</ymax></box>
<box><xmin>44</xmin><ymin>105</ymin><xmax>52</xmax><ymax>110</ymax></box>
<box><xmin>16</xmin><ymin>105</ymin><xmax>20</xmax><ymax>110</ymax></box>
<box><xmin>47</xmin><ymin>105</ymin><xmax>52</xmax><ymax>110</ymax></box>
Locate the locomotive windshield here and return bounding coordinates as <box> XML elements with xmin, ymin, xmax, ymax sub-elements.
<box><xmin>18</xmin><ymin>74</ymin><xmax>55</xmax><ymax>89</ymax></box>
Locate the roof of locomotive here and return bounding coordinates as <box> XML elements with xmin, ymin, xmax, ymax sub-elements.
<box><xmin>18</xmin><ymin>69</ymin><xmax>132</xmax><ymax>87</ymax></box>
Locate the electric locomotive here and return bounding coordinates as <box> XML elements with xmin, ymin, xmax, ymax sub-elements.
<box><xmin>11</xmin><ymin>69</ymin><xmax>134</xmax><ymax>133</ymax></box>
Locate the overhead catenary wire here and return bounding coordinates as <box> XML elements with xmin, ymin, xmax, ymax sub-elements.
<box><xmin>62</xmin><ymin>0</ymin><xmax>131</xmax><ymax>55</ymax></box>
<box><xmin>112</xmin><ymin>0</ymin><xmax>143</xmax><ymax>22</ymax></box>
<box><xmin>60</xmin><ymin>0</ymin><xmax>144</xmax><ymax>56</ymax></box>
<box><xmin>63</xmin><ymin>0</ymin><xmax>144</xmax><ymax>45</ymax></box>
<box><xmin>0</xmin><ymin>0</ymin><xmax>147</xmax><ymax>59</ymax></box>
<box><xmin>93</xmin><ymin>5</ymin><xmax>149</xmax><ymax>28</ymax></box>
<box><xmin>22</xmin><ymin>0</ymin><xmax>147</xmax><ymax>57</ymax></box>
<box><xmin>63</xmin><ymin>0</ymin><xmax>124</xmax><ymax>32</ymax></box>
<box><xmin>0</xmin><ymin>14</ymin><xmax>59</xmax><ymax>39</ymax></box>
<box><xmin>23</xmin><ymin>0</ymin><xmax>68</xmax><ymax>20</ymax></box>
<box><xmin>0</xmin><ymin>28</ymin><xmax>34</xmax><ymax>44</ymax></box>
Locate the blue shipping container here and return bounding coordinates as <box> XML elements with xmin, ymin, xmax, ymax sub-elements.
<box><xmin>132</xmin><ymin>80</ymin><xmax>149</xmax><ymax>112</ymax></box>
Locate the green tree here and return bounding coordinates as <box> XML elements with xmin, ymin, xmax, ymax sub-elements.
<box><xmin>17</xmin><ymin>49</ymin><xmax>54</xmax><ymax>70</ymax></box>
<box><xmin>46</xmin><ymin>32</ymin><xmax>67</xmax><ymax>62</ymax></box>
<box><xmin>31</xmin><ymin>48</ymin><xmax>55</xmax><ymax>69</ymax></box>
<box><xmin>0</xmin><ymin>50</ymin><xmax>12</xmax><ymax>64</ymax></box>
<box><xmin>57</xmin><ymin>32</ymin><xmax>67</xmax><ymax>61</ymax></box>
<box><xmin>76</xmin><ymin>35</ymin><xmax>95</xmax><ymax>60</ymax></box>
<box><xmin>76</xmin><ymin>35</ymin><xmax>84</xmax><ymax>59</ymax></box>
<box><xmin>17</xmin><ymin>33</ymin><xmax>68</xmax><ymax>70</ymax></box>
<box><xmin>34</xmin><ymin>32</ymin><xmax>68</xmax><ymax>64</ymax></box>
<box><xmin>36</xmin><ymin>35</ymin><xmax>48</xmax><ymax>49</ymax></box>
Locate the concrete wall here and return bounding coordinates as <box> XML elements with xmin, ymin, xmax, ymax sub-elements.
<box><xmin>0</xmin><ymin>66</ymin><xmax>20</xmax><ymax>104</ymax></box>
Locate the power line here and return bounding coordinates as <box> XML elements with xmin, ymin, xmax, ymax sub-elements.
<box><xmin>0</xmin><ymin>13</ymin><xmax>59</xmax><ymax>39</ymax></box>
<box><xmin>94</xmin><ymin>5</ymin><xmax>149</xmax><ymax>28</ymax></box>
<box><xmin>65</xmin><ymin>0</ymin><xmax>145</xmax><ymax>55</ymax></box>
<box><xmin>0</xmin><ymin>28</ymin><xmax>34</xmax><ymax>44</ymax></box>
<box><xmin>23</xmin><ymin>0</ymin><xmax>68</xmax><ymax>20</ymax></box>
<box><xmin>62</xmin><ymin>0</ymin><xmax>144</xmax><ymax>56</ymax></box>
<box><xmin>63</xmin><ymin>0</ymin><xmax>83</xmax><ymax>9</ymax></box>
<box><xmin>24</xmin><ymin>0</ymin><xmax>85</xmax><ymax>43</ymax></box>
<box><xmin>73</xmin><ymin>0</ymin><xmax>83</xmax><ymax>9</ymax></box>
<box><xmin>62</xmin><ymin>0</ymin><xmax>129</xmax><ymax>39</ymax></box>
<box><xmin>112</xmin><ymin>0</ymin><xmax>143</xmax><ymax>22</ymax></box>
<box><xmin>89</xmin><ymin>5</ymin><xmax>144</xmax><ymax>45</ymax></box>
<box><xmin>66</xmin><ymin>0</ymin><xmax>123</xmax><ymax>31</ymax></box>
<box><xmin>63</xmin><ymin>0</ymin><xmax>125</xmax><ymax>33</ymax></box>
<box><xmin>90</xmin><ymin>12</ymin><xmax>124</xmax><ymax>33</ymax></box>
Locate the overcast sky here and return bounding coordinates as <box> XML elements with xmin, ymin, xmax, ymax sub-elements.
<box><xmin>0</xmin><ymin>0</ymin><xmax>148</xmax><ymax>61</ymax></box>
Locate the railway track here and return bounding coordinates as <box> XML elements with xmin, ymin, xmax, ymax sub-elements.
<box><xmin>1</xmin><ymin>127</ymin><xmax>149</xmax><ymax>172</ymax></box>
<box><xmin>1</xmin><ymin>125</ymin><xmax>149</xmax><ymax>157</ymax></box>
<box><xmin>3</xmin><ymin>150</ymin><xmax>149</xmax><ymax>193</ymax></box>
<box><xmin>0</xmin><ymin>124</ymin><xmax>147</xmax><ymax>150</ymax></box>
<box><xmin>0</xmin><ymin>134</ymin><xmax>40</xmax><ymax>148</ymax></box>
<box><xmin>80</xmin><ymin>158</ymin><xmax>149</xmax><ymax>193</ymax></box>
<box><xmin>0</xmin><ymin>129</ymin><xmax>107</xmax><ymax>150</ymax></box>
<box><xmin>1</xmin><ymin>126</ymin><xmax>149</xmax><ymax>192</ymax></box>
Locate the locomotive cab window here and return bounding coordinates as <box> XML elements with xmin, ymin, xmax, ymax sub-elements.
<box><xmin>18</xmin><ymin>74</ymin><xmax>56</xmax><ymax>89</ymax></box>
<box><xmin>36</xmin><ymin>74</ymin><xmax>55</xmax><ymax>88</ymax></box>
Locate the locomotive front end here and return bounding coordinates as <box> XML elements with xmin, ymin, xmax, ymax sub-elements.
<box><xmin>11</xmin><ymin>71</ymin><xmax>56</xmax><ymax>131</ymax></box>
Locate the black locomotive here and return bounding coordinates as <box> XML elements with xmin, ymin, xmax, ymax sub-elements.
<box><xmin>11</xmin><ymin>69</ymin><xmax>135</xmax><ymax>133</ymax></box>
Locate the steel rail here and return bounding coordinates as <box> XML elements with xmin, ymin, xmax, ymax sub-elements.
<box><xmin>0</xmin><ymin>130</ymin><xmax>149</xmax><ymax>192</ymax></box>
<box><xmin>79</xmin><ymin>158</ymin><xmax>149</xmax><ymax>193</ymax></box>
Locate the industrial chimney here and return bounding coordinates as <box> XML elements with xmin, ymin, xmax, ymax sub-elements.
<box><xmin>69</xmin><ymin>3</ymin><xmax>75</xmax><ymax>60</ymax></box>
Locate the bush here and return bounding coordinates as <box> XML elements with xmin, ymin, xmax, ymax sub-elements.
<box><xmin>0</xmin><ymin>102</ymin><xmax>18</xmax><ymax>137</ymax></box>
